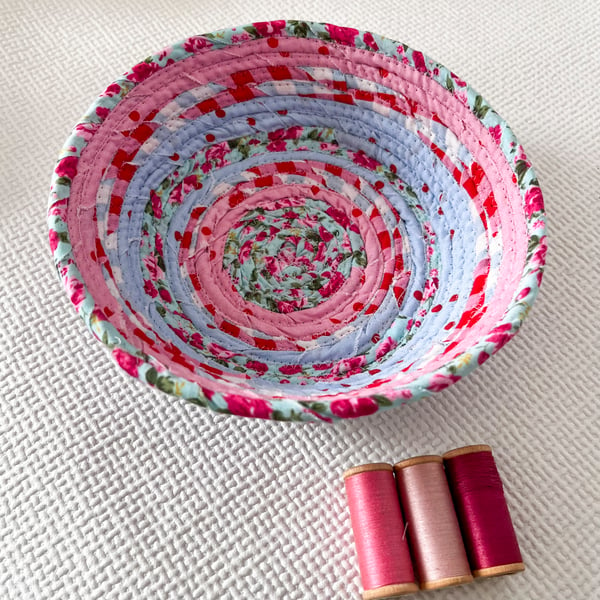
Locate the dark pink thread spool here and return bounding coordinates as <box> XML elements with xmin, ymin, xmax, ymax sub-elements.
<box><xmin>394</xmin><ymin>456</ymin><xmax>473</xmax><ymax>590</ymax></box>
<box><xmin>443</xmin><ymin>445</ymin><xmax>525</xmax><ymax>578</ymax></box>
<box><xmin>344</xmin><ymin>464</ymin><xmax>418</xmax><ymax>599</ymax></box>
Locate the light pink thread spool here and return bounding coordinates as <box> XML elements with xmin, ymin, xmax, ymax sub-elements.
<box><xmin>344</xmin><ymin>464</ymin><xmax>418</xmax><ymax>599</ymax></box>
<box><xmin>394</xmin><ymin>456</ymin><xmax>473</xmax><ymax>591</ymax></box>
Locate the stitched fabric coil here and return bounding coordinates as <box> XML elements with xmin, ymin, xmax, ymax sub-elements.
<box><xmin>48</xmin><ymin>21</ymin><xmax>547</xmax><ymax>422</ymax></box>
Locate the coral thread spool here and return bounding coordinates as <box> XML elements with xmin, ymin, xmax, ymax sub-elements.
<box><xmin>344</xmin><ymin>464</ymin><xmax>418</xmax><ymax>599</ymax></box>
<box><xmin>443</xmin><ymin>445</ymin><xmax>525</xmax><ymax>578</ymax></box>
<box><xmin>393</xmin><ymin>456</ymin><xmax>473</xmax><ymax>590</ymax></box>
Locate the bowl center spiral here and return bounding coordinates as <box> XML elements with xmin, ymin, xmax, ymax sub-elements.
<box><xmin>223</xmin><ymin>197</ymin><xmax>367</xmax><ymax>313</ymax></box>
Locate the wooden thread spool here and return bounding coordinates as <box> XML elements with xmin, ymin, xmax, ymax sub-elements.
<box><xmin>343</xmin><ymin>464</ymin><xmax>418</xmax><ymax>599</ymax></box>
<box><xmin>393</xmin><ymin>456</ymin><xmax>473</xmax><ymax>591</ymax></box>
<box><xmin>443</xmin><ymin>445</ymin><xmax>525</xmax><ymax>578</ymax></box>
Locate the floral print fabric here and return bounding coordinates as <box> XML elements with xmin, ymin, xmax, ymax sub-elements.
<box><xmin>48</xmin><ymin>21</ymin><xmax>546</xmax><ymax>421</ymax></box>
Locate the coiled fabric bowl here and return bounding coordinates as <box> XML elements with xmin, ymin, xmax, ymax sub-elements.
<box><xmin>48</xmin><ymin>21</ymin><xmax>546</xmax><ymax>422</ymax></box>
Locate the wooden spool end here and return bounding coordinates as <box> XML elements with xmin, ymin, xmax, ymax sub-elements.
<box><xmin>473</xmin><ymin>562</ymin><xmax>525</xmax><ymax>578</ymax></box>
<box><xmin>419</xmin><ymin>573</ymin><xmax>474</xmax><ymax>591</ymax></box>
<box><xmin>443</xmin><ymin>445</ymin><xmax>492</xmax><ymax>460</ymax></box>
<box><xmin>363</xmin><ymin>582</ymin><xmax>420</xmax><ymax>599</ymax></box>
<box><xmin>343</xmin><ymin>463</ymin><xmax>393</xmax><ymax>480</ymax></box>
<box><xmin>393</xmin><ymin>455</ymin><xmax>443</xmax><ymax>471</ymax></box>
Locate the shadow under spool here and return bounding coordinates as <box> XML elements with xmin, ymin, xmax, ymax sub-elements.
<box><xmin>443</xmin><ymin>445</ymin><xmax>525</xmax><ymax>578</ymax></box>
<box><xmin>393</xmin><ymin>456</ymin><xmax>473</xmax><ymax>591</ymax></box>
<box><xmin>344</xmin><ymin>464</ymin><xmax>418</xmax><ymax>599</ymax></box>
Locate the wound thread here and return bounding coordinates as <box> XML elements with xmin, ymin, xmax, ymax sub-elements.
<box><xmin>393</xmin><ymin>456</ymin><xmax>473</xmax><ymax>591</ymax></box>
<box><xmin>443</xmin><ymin>445</ymin><xmax>525</xmax><ymax>578</ymax></box>
<box><xmin>344</xmin><ymin>464</ymin><xmax>418</xmax><ymax>599</ymax></box>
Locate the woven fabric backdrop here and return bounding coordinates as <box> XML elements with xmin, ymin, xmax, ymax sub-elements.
<box><xmin>1</xmin><ymin>1</ymin><xmax>598</xmax><ymax>598</ymax></box>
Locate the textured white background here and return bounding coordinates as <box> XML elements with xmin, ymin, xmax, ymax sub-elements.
<box><xmin>1</xmin><ymin>0</ymin><xmax>599</xmax><ymax>598</ymax></box>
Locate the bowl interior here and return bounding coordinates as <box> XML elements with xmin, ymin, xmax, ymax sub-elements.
<box><xmin>48</xmin><ymin>22</ymin><xmax>546</xmax><ymax>421</ymax></box>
